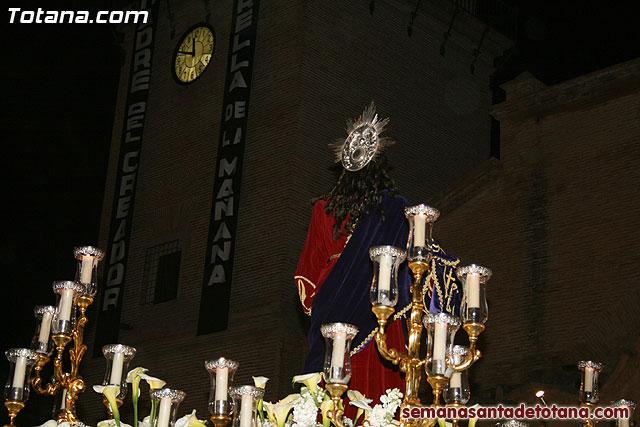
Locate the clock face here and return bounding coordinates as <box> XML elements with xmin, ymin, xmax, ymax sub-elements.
<box><xmin>173</xmin><ymin>24</ymin><xmax>215</xmax><ymax>84</ymax></box>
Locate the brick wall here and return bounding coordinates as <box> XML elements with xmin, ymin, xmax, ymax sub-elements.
<box><xmin>432</xmin><ymin>59</ymin><xmax>640</xmax><ymax>411</ymax></box>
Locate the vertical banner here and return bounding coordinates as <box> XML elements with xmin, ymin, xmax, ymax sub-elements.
<box><xmin>94</xmin><ymin>0</ymin><xmax>158</xmax><ymax>353</ymax></box>
<box><xmin>197</xmin><ymin>0</ymin><xmax>260</xmax><ymax>334</ymax></box>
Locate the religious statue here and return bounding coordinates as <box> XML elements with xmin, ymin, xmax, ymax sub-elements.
<box><xmin>294</xmin><ymin>103</ymin><xmax>462</xmax><ymax>401</ymax></box>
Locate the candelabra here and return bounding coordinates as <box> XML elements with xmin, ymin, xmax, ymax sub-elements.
<box><xmin>5</xmin><ymin>246</ymin><xmax>105</xmax><ymax>426</ymax></box>
<box><xmin>370</xmin><ymin>205</ymin><xmax>491</xmax><ymax>418</ymax></box>
<box><xmin>321</xmin><ymin>322</ymin><xmax>359</xmax><ymax>427</ymax></box>
<box><xmin>611</xmin><ymin>399</ymin><xmax>636</xmax><ymax>427</ymax></box>
<box><xmin>206</xmin><ymin>357</ymin><xmax>239</xmax><ymax>427</ymax></box>
<box><xmin>578</xmin><ymin>360</ymin><xmax>603</xmax><ymax>427</ymax></box>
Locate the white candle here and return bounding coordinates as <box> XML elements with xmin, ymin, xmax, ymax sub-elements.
<box><xmin>157</xmin><ymin>395</ymin><xmax>172</xmax><ymax>427</ymax></box>
<box><xmin>378</xmin><ymin>255</ymin><xmax>393</xmax><ymax>295</ymax></box>
<box><xmin>449</xmin><ymin>372</ymin><xmax>462</xmax><ymax>389</ymax></box>
<box><xmin>38</xmin><ymin>311</ymin><xmax>53</xmax><ymax>345</ymax></box>
<box><xmin>80</xmin><ymin>255</ymin><xmax>93</xmax><ymax>284</ymax></box>
<box><xmin>12</xmin><ymin>356</ymin><xmax>27</xmax><ymax>389</ymax></box>
<box><xmin>413</xmin><ymin>214</ymin><xmax>426</xmax><ymax>247</ymax></box>
<box><xmin>331</xmin><ymin>332</ymin><xmax>347</xmax><ymax>371</ymax></box>
<box><xmin>619</xmin><ymin>417</ymin><xmax>630</xmax><ymax>427</ymax></box>
<box><xmin>110</xmin><ymin>352</ymin><xmax>125</xmax><ymax>385</ymax></box>
<box><xmin>433</xmin><ymin>322</ymin><xmax>447</xmax><ymax>365</ymax></box>
<box><xmin>466</xmin><ymin>273</ymin><xmax>481</xmax><ymax>309</ymax></box>
<box><xmin>215</xmin><ymin>367</ymin><xmax>229</xmax><ymax>401</ymax></box>
<box><xmin>60</xmin><ymin>388</ymin><xmax>67</xmax><ymax>410</ymax></box>
<box><xmin>240</xmin><ymin>393</ymin><xmax>253</xmax><ymax>427</ymax></box>
<box><xmin>58</xmin><ymin>289</ymin><xmax>74</xmax><ymax>322</ymax></box>
<box><xmin>584</xmin><ymin>368</ymin><xmax>594</xmax><ymax>393</ymax></box>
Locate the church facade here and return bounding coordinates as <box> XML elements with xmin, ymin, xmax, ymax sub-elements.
<box><xmin>82</xmin><ymin>0</ymin><xmax>510</xmax><ymax>422</ymax></box>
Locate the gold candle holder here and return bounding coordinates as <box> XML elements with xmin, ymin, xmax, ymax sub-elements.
<box><xmin>3</xmin><ymin>400</ymin><xmax>25</xmax><ymax>427</ymax></box>
<box><xmin>326</xmin><ymin>383</ymin><xmax>349</xmax><ymax>427</ymax></box>
<box><xmin>209</xmin><ymin>414</ymin><xmax>233</xmax><ymax>427</ymax></box>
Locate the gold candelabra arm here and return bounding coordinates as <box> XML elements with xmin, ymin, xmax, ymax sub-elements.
<box><xmin>372</xmin><ymin>305</ymin><xmax>407</xmax><ymax>366</ymax></box>
<box><xmin>373</xmin><ymin>326</ymin><xmax>408</xmax><ymax>366</ymax></box>
<box><xmin>68</xmin><ymin>296</ymin><xmax>92</xmax><ymax>378</ymax></box>
<box><xmin>326</xmin><ymin>383</ymin><xmax>349</xmax><ymax>427</ymax></box>
<box><xmin>452</xmin><ymin>345</ymin><xmax>482</xmax><ymax>373</ymax></box>
<box><xmin>452</xmin><ymin>322</ymin><xmax>485</xmax><ymax>372</ymax></box>
<box><xmin>30</xmin><ymin>354</ymin><xmax>61</xmax><ymax>396</ymax></box>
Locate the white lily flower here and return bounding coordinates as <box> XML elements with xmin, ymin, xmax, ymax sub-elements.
<box><xmin>263</xmin><ymin>401</ymin><xmax>276</xmax><ymax>423</ymax></box>
<box><xmin>253</xmin><ymin>376</ymin><xmax>269</xmax><ymax>388</ymax></box>
<box><xmin>175</xmin><ymin>409</ymin><xmax>208</xmax><ymax>427</ymax></box>
<box><xmin>292</xmin><ymin>373</ymin><xmax>322</xmax><ymax>392</ymax></box>
<box><xmin>347</xmin><ymin>390</ymin><xmax>372</xmax><ymax>405</ymax></box>
<box><xmin>349</xmin><ymin>399</ymin><xmax>373</xmax><ymax>411</ymax></box>
<box><xmin>126</xmin><ymin>367</ymin><xmax>148</xmax><ymax>398</ymax></box>
<box><xmin>280</xmin><ymin>393</ymin><xmax>301</xmax><ymax>405</ymax></box>
<box><xmin>93</xmin><ymin>385</ymin><xmax>122</xmax><ymax>427</ymax></box>
<box><xmin>320</xmin><ymin>399</ymin><xmax>334</xmax><ymax>427</ymax></box>
<box><xmin>36</xmin><ymin>421</ymin><xmax>59</xmax><ymax>427</ymax></box>
<box><xmin>138</xmin><ymin>372</ymin><xmax>166</xmax><ymax>390</ymax></box>
<box><xmin>273</xmin><ymin>394</ymin><xmax>300</xmax><ymax>427</ymax></box>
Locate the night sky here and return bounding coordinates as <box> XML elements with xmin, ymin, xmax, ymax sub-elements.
<box><xmin>1</xmin><ymin>0</ymin><xmax>638</xmax><ymax>420</ymax></box>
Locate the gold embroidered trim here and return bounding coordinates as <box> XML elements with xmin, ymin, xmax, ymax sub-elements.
<box><xmin>295</xmin><ymin>275</ymin><xmax>317</xmax><ymax>316</ymax></box>
<box><xmin>329</xmin><ymin>253</ymin><xmax>341</xmax><ymax>261</ymax></box>
<box><xmin>349</xmin><ymin>302</ymin><xmax>412</xmax><ymax>356</ymax></box>
<box><xmin>429</xmin><ymin>255</ymin><xmax>460</xmax><ymax>313</ymax></box>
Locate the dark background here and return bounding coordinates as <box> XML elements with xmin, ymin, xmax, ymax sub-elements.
<box><xmin>1</xmin><ymin>0</ymin><xmax>638</xmax><ymax>423</ymax></box>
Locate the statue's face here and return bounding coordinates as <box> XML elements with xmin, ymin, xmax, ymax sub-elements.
<box><xmin>341</xmin><ymin>124</ymin><xmax>378</xmax><ymax>171</ymax></box>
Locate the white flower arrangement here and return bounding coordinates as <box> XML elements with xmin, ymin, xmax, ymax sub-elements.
<box><xmin>37</xmin><ymin>372</ymin><xmax>404</xmax><ymax>427</ymax></box>
<box><xmin>260</xmin><ymin>374</ymin><xmax>403</xmax><ymax>427</ymax></box>
<box><xmin>292</xmin><ymin>387</ymin><xmax>322</xmax><ymax>427</ymax></box>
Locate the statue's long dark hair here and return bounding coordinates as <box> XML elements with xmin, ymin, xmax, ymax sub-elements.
<box><xmin>316</xmin><ymin>154</ymin><xmax>398</xmax><ymax>240</ymax></box>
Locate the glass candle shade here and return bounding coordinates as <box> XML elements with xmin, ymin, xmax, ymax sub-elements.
<box><xmin>499</xmin><ymin>421</ymin><xmax>529</xmax><ymax>427</ymax></box>
<box><xmin>578</xmin><ymin>361</ymin><xmax>603</xmax><ymax>404</ymax></box>
<box><xmin>4</xmin><ymin>348</ymin><xmax>39</xmax><ymax>402</ymax></box>
<box><xmin>206</xmin><ymin>357</ymin><xmax>239</xmax><ymax>416</ymax></box>
<box><xmin>321</xmin><ymin>322</ymin><xmax>359</xmax><ymax>384</ymax></box>
<box><xmin>31</xmin><ymin>305</ymin><xmax>56</xmax><ymax>355</ymax></box>
<box><xmin>404</xmin><ymin>204</ymin><xmax>439</xmax><ymax>262</ymax></box>
<box><xmin>456</xmin><ymin>264</ymin><xmax>492</xmax><ymax>325</ymax></box>
<box><xmin>151</xmin><ymin>388</ymin><xmax>186</xmax><ymax>427</ymax></box>
<box><xmin>51</xmin><ymin>280</ymin><xmax>85</xmax><ymax>336</ymax></box>
<box><xmin>74</xmin><ymin>246</ymin><xmax>105</xmax><ymax>297</ymax></box>
<box><xmin>102</xmin><ymin>344</ymin><xmax>137</xmax><ymax>398</ymax></box>
<box><xmin>611</xmin><ymin>399</ymin><xmax>635</xmax><ymax>427</ymax></box>
<box><xmin>230</xmin><ymin>385</ymin><xmax>265</xmax><ymax>427</ymax></box>
<box><xmin>423</xmin><ymin>313</ymin><xmax>460</xmax><ymax>378</ymax></box>
<box><xmin>369</xmin><ymin>245</ymin><xmax>406</xmax><ymax>308</ymax></box>
<box><xmin>443</xmin><ymin>345</ymin><xmax>470</xmax><ymax>405</ymax></box>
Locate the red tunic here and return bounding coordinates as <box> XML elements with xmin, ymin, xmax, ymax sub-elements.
<box><xmin>295</xmin><ymin>199</ymin><xmax>406</xmax><ymax>403</ymax></box>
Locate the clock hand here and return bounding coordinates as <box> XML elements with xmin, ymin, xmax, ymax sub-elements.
<box><xmin>192</xmin><ymin>37</ymin><xmax>196</xmax><ymax>56</ymax></box>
